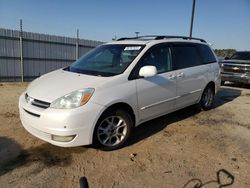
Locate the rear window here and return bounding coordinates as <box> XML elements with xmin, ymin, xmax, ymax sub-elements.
<box><xmin>230</xmin><ymin>52</ymin><xmax>250</xmax><ymax>60</ymax></box>
<box><xmin>172</xmin><ymin>45</ymin><xmax>201</xmax><ymax>69</ymax></box>
<box><xmin>197</xmin><ymin>44</ymin><xmax>217</xmax><ymax>64</ymax></box>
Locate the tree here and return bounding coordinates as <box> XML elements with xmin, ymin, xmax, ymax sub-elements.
<box><xmin>214</xmin><ymin>49</ymin><xmax>236</xmax><ymax>59</ymax></box>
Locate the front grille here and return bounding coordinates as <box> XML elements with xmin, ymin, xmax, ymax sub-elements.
<box><xmin>32</xmin><ymin>99</ymin><xmax>50</xmax><ymax>109</ymax></box>
<box><xmin>25</xmin><ymin>93</ymin><xmax>50</xmax><ymax>109</ymax></box>
<box><xmin>222</xmin><ymin>64</ymin><xmax>250</xmax><ymax>74</ymax></box>
<box><xmin>222</xmin><ymin>67</ymin><xmax>246</xmax><ymax>74</ymax></box>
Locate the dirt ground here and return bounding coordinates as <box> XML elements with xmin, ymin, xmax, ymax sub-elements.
<box><xmin>0</xmin><ymin>82</ymin><xmax>249</xmax><ymax>188</ymax></box>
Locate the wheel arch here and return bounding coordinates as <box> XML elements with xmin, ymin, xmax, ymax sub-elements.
<box><xmin>205</xmin><ymin>81</ymin><xmax>215</xmax><ymax>93</ymax></box>
<box><xmin>197</xmin><ymin>81</ymin><xmax>216</xmax><ymax>103</ymax></box>
<box><xmin>100</xmin><ymin>102</ymin><xmax>136</xmax><ymax>126</ymax></box>
<box><xmin>91</xmin><ymin>102</ymin><xmax>136</xmax><ymax>144</ymax></box>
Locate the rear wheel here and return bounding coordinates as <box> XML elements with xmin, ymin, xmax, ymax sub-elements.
<box><xmin>93</xmin><ymin>109</ymin><xmax>133</xmax><ymax>150</ymax></box>
<box><xmin>199</xmin><ymin>86</ymin><xmax>215</xmax><ymax>111</ymax></box>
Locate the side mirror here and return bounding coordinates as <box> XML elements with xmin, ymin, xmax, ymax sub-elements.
<box><xmin>224</xmin><ymin>57</ymin><xmax>229</xmax><ymax>60</ymax></box>
<box><xmin>139</xmin><ymin>66</ymin><xmax>157</xmax><ymax>78</ymax></box>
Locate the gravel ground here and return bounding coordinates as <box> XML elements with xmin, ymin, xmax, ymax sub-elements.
<box><xmin>0</xmin><ymin>82</ymin><xmax>249</xmax><ymax>188</ymax></box>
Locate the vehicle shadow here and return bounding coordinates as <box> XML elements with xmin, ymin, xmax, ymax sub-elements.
<box><xmin>224</xmin><ymin>82</ymin><xmax>250</xmax><ymax>89</ymax></box>
<box><xmin>0</xmin><ymin>136</ymin><xmax>26</xmax><ymax>176</ymax></box>
<box><xmin>214</xmin><ymin>86</ymin><xmax>242</xmax><ymax>108</ymax></box>
<box><xmin>127</xmin><ymin>87</ymin><xmax>241</xmax><ymax>146</ymax></box>
<box><xmin>0</xmin><ymin>136</ymin><xmax>87</xmax><ymax>176</ymax></box>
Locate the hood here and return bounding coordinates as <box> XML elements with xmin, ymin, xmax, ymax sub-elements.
<box><xmin>27</xmin><ymin>69</ymin><xmax>112</xmax><ymax>102</ymax></box>
<box><xmin>222</xmin><ymin>59</ymin><xmax>250</xmax><ymax>65</ymax></box>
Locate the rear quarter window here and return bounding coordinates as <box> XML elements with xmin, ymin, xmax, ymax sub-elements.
<box><xmin>197</xmin><ymin>44</ymin><xmax>217</xmax><ymax>64</ymax></box>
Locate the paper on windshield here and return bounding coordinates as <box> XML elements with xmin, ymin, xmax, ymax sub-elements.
<box><xmin>124</xmin><ymin>46</ymin><xmax>141</xmax><ymax>51</ymax></box>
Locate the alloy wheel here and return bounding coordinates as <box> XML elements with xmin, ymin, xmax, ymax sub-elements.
<box><xmin>97</xmin><ymin>116</ymin><xmax>128</xmax><ymax>147</ymax></box>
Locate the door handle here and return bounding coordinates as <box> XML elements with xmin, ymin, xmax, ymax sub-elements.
<box><xmin>168</xmin><ymin>74</ymin><xmax>176</xmax><ymax>80</ymax></box>
<box><xmin>177</xmin><ymin>72</ymin><xmax>184</xmax><ymax>78</ymax></box>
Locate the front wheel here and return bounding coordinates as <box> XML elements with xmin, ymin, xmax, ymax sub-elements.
<box><xmin>199</xmin><ymin>86</ymin><xmax>215</xmax><ymax>111</ymax></box>
<box><xmin>93</xmin><ymin>109</ymin><xmax>133</xmax><ymax>150</ymax></box>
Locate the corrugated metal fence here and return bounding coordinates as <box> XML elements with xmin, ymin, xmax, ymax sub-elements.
<box><xmin>0</xmin><ymin>28</ymin><xmax>103</xmax><ymax>81</ymax></box>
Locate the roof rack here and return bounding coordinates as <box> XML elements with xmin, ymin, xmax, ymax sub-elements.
<box><xmin>117</xmin><ymin>35</ymin><xmax>158</xmax><ymax>41</ymax></box>
<box><xmin>117</xmin><ymin>35</ymin><xmax>206</xmax><ymax>43</ymax></box>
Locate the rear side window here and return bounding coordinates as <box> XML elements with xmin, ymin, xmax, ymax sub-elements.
<box><xmin>197</xmin><ymin>44</ymin><xmax>216</xmax><ymax>63</ymax></box>
<box><xmin>172</xmin><ymin>45</ymin><xmax>201</xmax><ymax>69</ymax></box>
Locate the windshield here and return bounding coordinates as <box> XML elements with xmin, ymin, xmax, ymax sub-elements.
<box><xmin>230</xmin><ymin>52</ymin><xmax>250</xmax><ymax>60</ymax></box>
<box><xmin>67</xmin><ymin>44</ymin><xmax>144</xmax><ymax>76</ymax></box>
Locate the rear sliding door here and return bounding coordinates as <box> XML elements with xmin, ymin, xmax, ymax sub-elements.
<box><xmin>171</xmin><ymin>43</ymin><xmax>209</xmax><ymax>109</ymax></box>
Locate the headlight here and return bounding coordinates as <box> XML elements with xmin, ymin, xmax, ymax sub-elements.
<box><xmin>50</xmin><ymin>88</ymin><xmax>94</xmax><ymax>109</ymax></box>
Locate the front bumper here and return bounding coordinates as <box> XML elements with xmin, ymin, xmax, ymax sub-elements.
<box><xmin>221</xmin><ymin>72</ymin><xmax>250</xmax><ymax>84</ymax></box>
<box><xmin>19</xmin><ymin>93</ymin><xmax>105</xmax><ymax>147</ymax></box>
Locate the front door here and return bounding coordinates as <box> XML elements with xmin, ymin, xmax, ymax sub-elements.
<box><xmin>135</xmin><ymin>45</ymin><xmax>177</xmax><ymax>122</ymax></box>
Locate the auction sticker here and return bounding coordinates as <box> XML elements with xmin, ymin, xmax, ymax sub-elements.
<box><xmin>124</xmin><ymin>46</ymin><xmax>141</xmax><ymax>51</ymax></box>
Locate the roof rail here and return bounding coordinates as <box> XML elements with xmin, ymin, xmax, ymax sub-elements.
<box><xmin>155</xmin><ymin>36</ymin><xmax>207</xmax><ymax>43</ymax></box>
<box><xmin>117</xmin><ymin>35</ymin><xmax>206</xmax><ymax>43</ymax></box>
<box><xmin>117</xmin><ymin>35</ymin><xmax>159</xmax><ymax>41</ymax></box>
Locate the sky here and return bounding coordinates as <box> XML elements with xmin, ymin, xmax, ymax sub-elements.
<box><xmin>0</xmin><ymin>0</ymin><xmax>250</xmax><ymax>50</ymax></box>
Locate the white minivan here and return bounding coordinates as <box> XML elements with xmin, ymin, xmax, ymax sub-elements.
<box><xmin>19</xmin><ymin>36</ymin><xmax>221</xmax><ymax>150</ymax></box>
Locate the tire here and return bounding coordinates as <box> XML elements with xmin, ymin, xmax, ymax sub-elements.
<box><xmin>93</xmin><ymin>109</ymin><xmax>133</xmax><ymax>151</ymax></box>
<box><xmin>198</xmin><ymin>85</ymin><xmax>215</xmax><ymax>111</ymax></box>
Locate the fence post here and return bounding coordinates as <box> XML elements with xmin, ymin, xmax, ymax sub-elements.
<box><xmin>19</xmin><ymin>19</ymin><xmax>24</xmax><ymax>82</ymax></box>
<box><xmin>76</xmin><ymin>29</ymin><xmax>79</xmax><ymax>60</ymax></box>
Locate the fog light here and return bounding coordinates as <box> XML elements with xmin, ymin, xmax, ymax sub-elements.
<box><xmin>51</xmin><ymin>135</ymin><xmax>76</xmax><ymax>142</ymax></box>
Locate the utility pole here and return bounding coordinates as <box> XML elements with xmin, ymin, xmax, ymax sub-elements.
<box><xmin>19</xmin><ymin>19</ymin><xmax>24</xmax><ymax>82</ymax></box>
<box><xmin>189</xmin><ymin>0</ymin><xmax>196</xmax><ymax>38</ymax></box>
<box><xmin>135</xmin><ymin>32</ymin><xmax>140</xmax><ymax>37</ymax></box>
<box><xmin>76</xmin><ymin>29</ymin><xmax>79</xmax><ymax>60</ymax></box>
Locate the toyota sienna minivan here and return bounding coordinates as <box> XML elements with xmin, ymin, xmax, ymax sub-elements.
<box><xmin>19</xmin><ymin>36</ymin><xmax>221</xmax><ymax>150</ymax></box>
